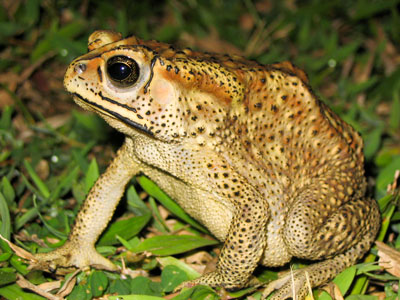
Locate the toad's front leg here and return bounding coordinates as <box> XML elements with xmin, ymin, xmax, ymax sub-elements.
<box><xmin>30</xmin><ymin>139</ymin><xmax>140</xmax><ymax>273</ymax></box>
<box><xmin>179</xmin><ymin>181</ymin><xmax>269</xmax><ymax>290</ymax></box>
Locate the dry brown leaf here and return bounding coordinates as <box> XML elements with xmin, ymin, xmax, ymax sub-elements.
<box><xmin>14</xmin><ymin>232</ymin><xmax>48</xmax><ymax>248</ymax></box>
<box><xmin>57</xmin><ymin>269</ymin><xmax>79</xmax><ymax>298</ymax></box>
<box><xmin>240</xmin><ymin>13</ymin><xmax>255</xmax><ymax>31</ymax></box>
<box><xmin>0</xmin><ymin>72</ymin><xmax>19</xmax><ymax>108</ymax></box>
<box><xmin>38</xmin><ymin>280</ymin><xmax>61</xmax><ymax>292</ymax></box>
<box><xmin>125</xmin><ymin>250</ymin><xmax>146</xmax><ymax>263</ymax></box>
<box><xmin>16</xmin><ymin>274</ymin><xmax>63</xmax><ymax>300</ymax></box>
<box><xmin>17</xmin><ymin>51</ymin><xmax>56</xmax><ymax>85</ymax></box>
<box><xmin>353</xmin><ymin>39</ymin><xmax>376</xmax><ymax>106</ymax></box>
<box><xmin>0</xmin><ymin>234</ymin><xmax>36</xmax><ymax>261</ymax></box>
<box><xmin>376</xmin><ymin>241</ymin><xmax>400</xmax><ymax>277</ymax></box>
<box><xmin>184</xmin><ymin>250</ymin><xmax>213</xmax><ymax>265</ymax></box>
<box><xmin>370</xmin><ymin>291</ymin><xmax>391</xmax><ymax>300</ymax></box>
<box><xmin>321</xmin><ymin>281</ymin><xmax>345</xmax><ymax>300</ymax></box>
<box><xmin>18</xmin><ymin>113</ymin><xmax>71</xmax><ymax>141</ymax></box>
<box><xmin>174</xmin><ymin>250</ymin><xmax>215</xmax><ymax>275</ymax></box>
<box><xmin>120</xmin><ymin>267</ymin><xmax>148</xmax><ymax>279</ymax></box>
<box><xmin>46</xmin><ymin>237</ymin><xmax>62</xmax><ymax>245</ymax></box>
<box><xmin>35</xmin><ymin>159</ymin><xmax>50</xmax><ymax>181</ymax></box>
<box><xmin>158</xmin><ymin>204</ymin><xmax>170</xmax><ymax>220</ymax></box>
<box><xmin>374</xmin><ymin>22</ymin><xmax>400</xmax><ymax>75</ymax></box>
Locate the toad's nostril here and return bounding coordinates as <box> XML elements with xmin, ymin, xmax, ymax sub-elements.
<box><xmin>74</xmin><ymin>63</ymin><xmax>87</xmax><ymax>74</ymax></box>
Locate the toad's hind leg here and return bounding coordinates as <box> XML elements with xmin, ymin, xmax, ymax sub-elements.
<box><xmin>263</xmin><ymin>191</ymin><xmax>380</xmax><ymax>300</ymax></box>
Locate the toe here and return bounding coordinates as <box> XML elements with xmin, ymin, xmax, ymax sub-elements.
<box><xmin>31</xmin><ymin>243</ymin><xmax>118</xmax><ymax>273</ymax></box>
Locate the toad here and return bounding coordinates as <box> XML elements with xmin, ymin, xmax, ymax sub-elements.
<box><xmin>32</xmin><ymin>30</ymin><xmax>380</xmax><ymax>299</ymax></box>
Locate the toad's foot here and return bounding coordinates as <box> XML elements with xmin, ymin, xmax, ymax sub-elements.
<box><xmin>175</xmin><ymin>270</ymin><xmax>250</xmax><ymax>292</ymax></box>
<box><xmin>29</xmin><ymin>242</ymin><xmax>118</xmax><ymax>274</ymax></box>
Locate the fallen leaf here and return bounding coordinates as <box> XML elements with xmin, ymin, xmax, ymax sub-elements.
<box><xmin>56</xmin><ymin>270</ymin><xmax>79</xmax><ymax>298</ymax></box>
<box><xmin>0</xmin><ymin>234</ymin><xmax>36</xmax><ymax>261</ymax></box>
<box><xmin>370</xmin><ymin>291</ymin><xmax>390</xmax><ymax>300</ymax></box>
<box><xmin>376</xmin><ymin>241</ymin><xmax>400</xmax><ymax>277</ymax></box>
<box><xmin>38</xmin><ymin>280</ymin><xmax>61</xmax><ymax>292</ymax></box>
<box><xmin>321</xmin><ymin>282</ymin><xmax>344</xmax><ymax>300</ymax></box>
<box><xmin>17</xmin><ymin>274</ymin><xmax>63</xmax><ymax>300</ymax></box>
<box><xmin>0</xmin><ymin>72</ymin><xmax>19</xmax><ymax>108</ymax></box>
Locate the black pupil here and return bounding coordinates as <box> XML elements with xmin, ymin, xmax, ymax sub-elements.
<box><xmin>106</xmin><ymin>56</ymin><xmax>139</xmax><ymax>87</ymax></box>
<box><xmin>108</xmin><ymin>62</ymin><xmax>131</xmax><ymax>81</ymax></box>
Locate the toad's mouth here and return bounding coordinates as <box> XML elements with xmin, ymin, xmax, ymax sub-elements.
<box><xmin>71</xmin><ymin>92</ymin><xmax>153</xmax><ymax>136</ymax></box>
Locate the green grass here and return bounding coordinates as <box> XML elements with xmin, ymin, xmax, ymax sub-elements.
<box><xmin>0</xmin><ymin>0</ymin><xmax>400</xmax><ymax>299</ymax></box>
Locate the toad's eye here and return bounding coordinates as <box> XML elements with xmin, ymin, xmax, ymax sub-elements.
<box><xmin>106</xmin><ymin>55</ymin><xmax>139</xmax><ymax>87</ymax></box>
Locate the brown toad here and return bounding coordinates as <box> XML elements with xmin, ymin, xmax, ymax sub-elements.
<box><xmin>32</xmin><ymin>30</ymin><xmax>380</xmax><ymax>299</ymax></box>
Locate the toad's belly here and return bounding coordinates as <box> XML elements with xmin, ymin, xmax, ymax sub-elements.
<box><xmin>140</xmin><ymin>162</ymin><xmax>235</xmax><ymax>241</ymax></box>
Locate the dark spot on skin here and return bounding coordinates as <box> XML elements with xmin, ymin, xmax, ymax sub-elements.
<box><xmin>97</xmin><ymin>67</ymin><xmax>102</xmax><ymax>82</ymax></box>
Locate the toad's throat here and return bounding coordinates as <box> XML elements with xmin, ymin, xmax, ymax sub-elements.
<box><xmin>71</xmin><ymin>92</ymin><xmax>154</xmax><ymax>136</ymax></box>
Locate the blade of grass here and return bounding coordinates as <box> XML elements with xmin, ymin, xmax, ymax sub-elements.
<box><xmin>0</xmin><ymin>106</ymin><xmax>13</xmax><ymax>130</ymax></box>
<box><xmin>97</xmin><ymin>213</ymin><xmax>151</xmax><ymax>246</ymax></box>
<box><xmin>389</xmin><ymin>91</ymin><xmax>400</xmax><ymax>130</ymax></box>
<box><xmin>48</xmin><ymin>165</ymin><xmax>79</xmax><ymax>202</ymax></box>
<box><xmin>85</xmin><ymin>158</ymin><xmax>99</xmax><ymax>195</ymax></box>
<box><xmin>351</xmin><ymin>195</ymin><xmax>396</xmax><ymax>295</ymax></box>
<box><xmin>108</xmin><ymin>296</ymin><xmax>164</xmax><ymax>300</ymax></box>
<box><xmin>132</xmin><ymin>234</ymin><xmax>218</xmax><ymax>256</ymax></box>
<box><xmin>0</xmin><ymin>192</ymin><xmax>11</xmax><ymax>240</ymax></box>
<box><xmin>0</xmin><ymin>283</ymin><xmax>46</xmax><ymax>300</ymax></box>
<box><xmin>23</xmin><ymin>160</ymin><xmax>50</xmax><ymax>199</ymax></box>
<box><xmin>0</xmin><ymin>84</ymin><xmax>35</xmax><ymax>125</ymax></box>
<box><xmin>158</xmin><ymin>256</ymin><xmax>200</xmax><ymax>280</ymax></box>
<box><xmin>14</xmin><ymin>207</ymin><xmax>38</xmax><ymax>230</ymax></box>
<box><xmin>149</xmin><ymin>197</ymin><xmax>170</xmax><ymax>234</ymax></box>
<box><xmin>33</xmin><ymin>197</ymin><xmax>67</xmax><ymax>240</ymax></box>
<box><xmin>0</xmin><ymin>192</ymin><xmax>11</xmax><ymax>252</ymax></box>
